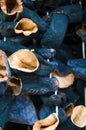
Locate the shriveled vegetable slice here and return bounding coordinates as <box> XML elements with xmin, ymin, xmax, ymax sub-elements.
<box><xmin>33</xmin><ymin>113</ymin><xmax>59</xmax><ymax>130</ymax></box>
<box><xmin>50</xmin><ymin>71</ymin><xmax>75</xmax><ymax>88</ymax></box>
<box><xmin>0</xmin><ymin>50</ymin><xmax>11</xmax><ymax>82</ymax></box>
<box><xmin>71</xmin><ymin>105</ymin><xmax>86</xmax><ymax>128</ymax></box>
<box><xmin>15</xmin><ymin>18</ymin><xmax>38</xmax><ymax>36</ymax></box>
<box><xmin>7</xmin><ymin>76</ymin><xmax>22</xmax><ymax>96</ymax></box>
<box><xmin>0</xmin><ymin>0</ymin><xmax>23</xmax><ymax>15</ymax></box>
<box><xmin>64</xmin><ymin>103</ymin><xmax>74</xmax><ymax>117</ymax></box>
<box><xmin>8</xmin><ymin>49</ymin><xmax>39</xmax><ymax>72</ymax></box>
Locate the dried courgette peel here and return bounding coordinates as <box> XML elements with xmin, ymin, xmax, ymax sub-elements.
<box><xmin>15</xmin><ymin>18</ymin><xmax>38</xmax><ymax>36</ymax></box>
<box><xmin>0</xmin><ymin>0</ymin><xmax>23</xmax><ymax>15</ymax></box>
<box><xmin>64</xmin><ymin>103</ymin><xmax>74</xmax><ymax>117</ymax></box>
<box><xmin>7</xmin><ymin>76</ymin><xmax>22</xmax><ymax>96</ymax></box>
<box><xmin>8</xmin><ymin>49</ymin><xmax>39</xmax><ymax>72</ymax></box>
<box><xmin>0</xmin><ymin>49</ymin><xmax>11</xmax><ymax>82</ymax></box>
<box><xmin>33</xmin><ymin>113</ymin><xmax>59</xmax><ymax>130</ymax></box>
<box><xmin>71</xmin><ymin>105</ymin><xmax>86</xmax><ymax>128</ymax></box>
<box><xmin>50</xmin><ymin>71</ymin><xmax>75</xmax><ymax>88</ymax></box>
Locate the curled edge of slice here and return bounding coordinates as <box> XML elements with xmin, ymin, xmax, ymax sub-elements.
<box><xmin>71</xmin><ymin>105</ymin><xmax>86</xmax><ymax>128</ymax></box>
<box><xmin>15</xmin><ymin>18</ymin><xmax>38</xmax><ymax>36</ymax></box>
<box><xmin>7</xmin><ymin>76</ymin><xmax>22</xmax><ymax>96</ymax></box>
<box><xmin>33</xmin><ymin>113</ymin><xmax>59</xmax><ymax>130</ymax></box>
<box><xmin>8</xmin><ymin>49</ymin><xmax>39</xmax><ymax>73</ymax></box>
<box><xmin>50</xmin><ymin>71</ymin><xmax>75</xmax><ymax>88</ymax></box>
<box><xmin>0</xmin><ymin>0</ymin><xmax>23</xmax><ymax>15</ymax></box>
<box><xmin>0</xmin><ymin>50</ymin><xmax>11</xmax><ymax>82</ymax></box>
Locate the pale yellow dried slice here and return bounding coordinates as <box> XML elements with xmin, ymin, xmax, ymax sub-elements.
<box><xmin>71</xmin><ymin>105</ymin><xmax>86</xmax><ymax>128</ymax></box>
<box><xmin>50</xmin><ymin>71</ymin><xmax>75</xmax><ymax>88</ymax></box>
<box><xmin>15</xmin><ymin>18</ymin><xmax>38</xmax><ymax>36</ymax></box>
<box><xmin>8</xmin><ymin>49</ymin><xmax>39</xmax><ymax>72</ymax></box>
<box><xmin>0</xmin><ymin>0</ymin><xmax>23</xmax><ymax>15</ymax></box>
<box><xmin>0</xmin><ymin>50</ymin><xmax>10</xmax><ymax>82</ymax></box>
<box><xmin>33</xmin><ymin>113</ymin><xmax>59</xmax><ymax>130</ymax></box>
<box><xmin>7</xmin><ymin>76</ymin><xmax>22</xmax><ymax>96</ymax></box>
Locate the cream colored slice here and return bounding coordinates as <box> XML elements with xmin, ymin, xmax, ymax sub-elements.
<box><xmin>0</xmin><ymin>0</ymin><xmax>23</xmax><ymax>15</ymax></box>
<box><xmin>50</xmin><ymin>71</ymin><xmax>75</xmax><ymax>88</ymax></box>
<box><xmin>7</xmin><ymin>76</ymin><xmax>22</xmax><ymax>96</ymax></box>
<box><xmin>8</xmin><ymin>49</ymin><xmax>39</xmax><ymax>72</ymax></box>
<box><xmin>33</xmin><ymin>113</ymin><xmax>59</xmax><ymax>130</ymax></box>
<box><xmin>15</xmin><ymin>18</ymin><xmax>38</xmax><ymax>36</ymax></box>
<box><xmin>71</xmin><ymin>105</ymin><xmax>86</xmax><ymax>128</ymax></box>
<box><xmin>0</xmin><ymin>50</ymin><xmax>10</xmax><ymax>82</ymax></box>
